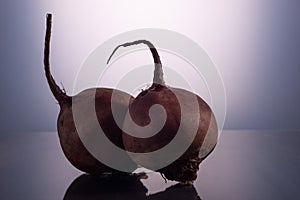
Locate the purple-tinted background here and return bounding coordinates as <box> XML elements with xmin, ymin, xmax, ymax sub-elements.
<box><xmin>0</xmin><ymin>0</ymin><xmax>299</xmax><ymax>132</ymax></box>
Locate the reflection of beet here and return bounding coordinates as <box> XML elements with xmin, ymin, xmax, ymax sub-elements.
<box><xmin>147</xmin><ymin>184</ymin><xmax>201</xmax><ymax>200</ymax></box>
<box><xmin>64</xmin><ymin>173</ymin><xmax>148</xmax><ymax>200</ymax></box>
<box><xmin>108</xmin><ymin>40</ymin><xmax>218</xmax><ymax>183</ymax></box>
<box><xmin>64</xmin><ymin>173</ymin><xmax>201</xmax><ymax>200</ymax></box>
<box><xmin>44</xmin><ymin>14</ymin><xmax>136</xmax><ymax>173</ymax></box>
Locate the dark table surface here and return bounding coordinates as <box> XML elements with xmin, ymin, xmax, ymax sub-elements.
<box><xmin>0</xmin><ymin>130</ymin><xmax>299</xmax><ymax>200</ymax></box>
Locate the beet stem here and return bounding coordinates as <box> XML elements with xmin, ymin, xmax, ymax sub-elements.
<box><xmin>44</xmin><ymin>13</ymin><xmax>70</xmax><ymax>105</ymax></box>
<box><xmin>107</xmin><ymin>40</ymin><xmax>165</xmax><ymax>85</ymax></box>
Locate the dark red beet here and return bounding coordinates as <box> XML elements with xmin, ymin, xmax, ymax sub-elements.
<box><xmin>108</xmin><ymin>40</ymin><xmax>218</xmax><ymax>184</ymax></box>
<box><xmin>44</xmin><ymin>14</ymin><xmax>136</xmax><ymax>174</ymax></box>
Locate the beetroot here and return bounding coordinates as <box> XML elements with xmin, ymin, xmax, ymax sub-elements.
<box><xmin>44</xmin><ymin>14</ymin><xmax>136</xmax><ymax>174</ymax></box>
<box><xmin>108</xmin><ymin>40</ymin><xmax>218</xmax><ymax>184</ymax></box>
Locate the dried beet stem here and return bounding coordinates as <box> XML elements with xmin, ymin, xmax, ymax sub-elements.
<box><xmin>44</xmin><ymin>13</ymin><xmax>70</xmax><ymax>105</ymax></box>
<box><xmin>107</xmin><ymin>40</ymin><xmax>165</xmax><ymax>85</ymax></box>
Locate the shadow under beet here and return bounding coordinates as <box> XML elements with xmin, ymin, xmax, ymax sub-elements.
<box><xmin>63</xmin><ymin>173</ymin><xmax>201</xmax><ymax>200</ymax></box>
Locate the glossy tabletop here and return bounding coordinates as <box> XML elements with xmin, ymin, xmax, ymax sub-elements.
<box><xmin>0</xmin><ymin>130</ymin><xmax>299</xmax><ymax>200</ymax></box>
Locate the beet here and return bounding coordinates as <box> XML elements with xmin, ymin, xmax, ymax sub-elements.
<box><xmin>44</xmin><ymin>14</ymin><xmax>136</xmax><ymax>173</ymax></box>
<box><xmin>108</xmin><ymin>40</ymin><xmax>218</xmax><ymax>184</ymax></box>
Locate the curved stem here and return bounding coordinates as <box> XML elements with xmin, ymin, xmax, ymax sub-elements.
<box><xmin>107</xmin><ymin>40</ymin><xmax>165</xmax><ymax>85</ymax></box>
<box><xmin>44</xmin><ymin>13</ymin><xmax>70</xmax><ymax>105</ymax></box>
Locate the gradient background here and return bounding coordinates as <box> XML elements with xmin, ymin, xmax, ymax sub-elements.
<box><xmin>0</xmin><ymin>0</ymin><xmax>299</xmax><ymax>132</ymax></box>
